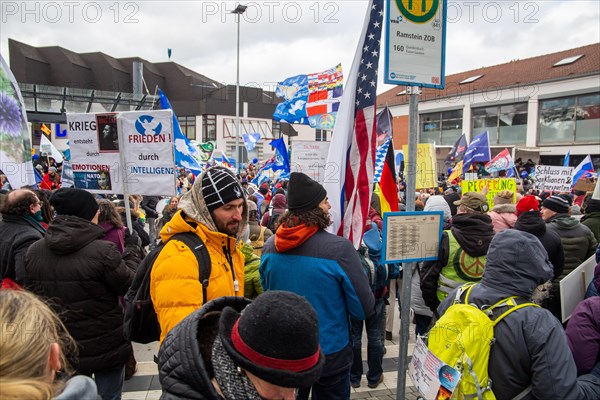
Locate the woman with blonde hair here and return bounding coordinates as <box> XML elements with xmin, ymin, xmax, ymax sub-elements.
<box><xmin>0</xmin><ymin>289</ymin><xmax>100</xmax><ymax>400</ymax></box>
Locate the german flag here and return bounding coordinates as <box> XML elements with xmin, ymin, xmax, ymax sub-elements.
<box><xmin>377</xmin><ymin>140</ymin><xmax>399</xmax><ymax>214</ymax></box>
<box><xmin>40</xmin><ymin>123</ymin><xmax>51</xmax><ymax>136</ymax></box>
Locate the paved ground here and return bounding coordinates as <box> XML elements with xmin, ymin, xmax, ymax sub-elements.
<box><xmin>122</xmin><ymin>300</ymin><xmax>423</xmax><ymax>400</ymax></box>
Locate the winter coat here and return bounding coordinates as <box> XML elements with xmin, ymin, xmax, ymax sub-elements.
<box><xmin>581</xmin><ymin>211</ymin><xmax>600</xmax><ymax>243</ymax></box>
<box><xmin>411</xmin><ymin>263</ymin><xmax>432</xmax><ymax>318</ymax></box>
<box><xmin>546</xmin><ymin>214</ymin><xmax>597</xmax><ymax>278</ymax></box>
<box><xmin>23</xmin><ymin>215</ymin><xmax>140</xmax><ymax>373</ymax></box>
<box><xmin>514</xmin><ymin>211</ymin><xmax>564</xmax><ymax>280</ymax></box>
<box><xmin>260</xmin><ymin>226</ymin><xmax>375</xmax><ymax>377</ymax></box>
<box><xmin>40</xmin><ymin>173</ymin><xmax>60</xmax><ymax>190</ymax></box>
<box><xmin>488</xmin><ymin>204</ymin><xmax>517</xmax><ymax>233</ymax></box>
<box><xmin>0</xmin><ymin>214</ymin><xmax>45</xmax><ymax>284</ymax></box>
<box><xmin>367</xmin><ymin>206</ymin><xmax>383</xmax><ymax>232</ymax></box>
<box><xmin>260</xmin><ymin>193</ymin><xmax>287</xmax><ymax>231</ymax></box>
<box><xmin>565</xmin><ymin>296</ymin><xmax>600</xmax><ymax>376</ymax></box>
<box><xmin>248</xmin><ymin>220</ymin><xmax>272</xmax><ymax>248</ymax></box>
<box><xmin>158</xmin><ymin>296</ymin><xmax>251</xmax><ymax>400</ymax></box>
<box><xmin>420</xmin><ymin>213</ymin><xmax>495</xmax><ymax>312</ymax></box>
<box><xmin>140</xmin><ymin>195</ymin><xmax>160</xmax><ymax>219</ymax></box>
<box><xmin>437</xmin><ymin>230</ymin><xmax>600</xmax><ymax>400</ymax></box>
<box><xmin>99</xmin><ymin>221</ymin><xmax>125</xmax><ymax>253</ymax></box>
<box><xmin>54</xmin><ymin>375</ymin><xmax>101</xmax><ymax>400</ymax></box>
<box><xmin>151</xmin><ymin>210</ymin><xmax>246</xmax><ymax>343</ymax></box>
<box><xmin>241</xmin><ymin>243</ymin><xmax>263</xmax><ymax>299</ymax></box>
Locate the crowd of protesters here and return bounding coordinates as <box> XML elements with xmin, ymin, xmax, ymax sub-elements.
<box><xmin>1</xmin><ymin>158</ymin><xmax>599</xmax><ymax>400</ymax></box>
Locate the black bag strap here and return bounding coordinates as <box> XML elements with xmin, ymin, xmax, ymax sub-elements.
<box><xmin>169</xmin><ymin>232</ymin><xmax>212</xmax><ymax>305</ymax></box>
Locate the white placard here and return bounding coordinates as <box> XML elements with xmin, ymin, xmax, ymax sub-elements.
<box><xmin>382</xmin><ymin>211</ymin><xmax>443</xmax><ymax>263</ymax></box>
<box><xmin>67</xmin><ymin>111</ymin><xmax>176</xmax><ymax>196</ymax></box>
<box><xmin>533</xmin><ymin>165</ymin><xmax>574</xmax><ymax>192</ymax></box>
<box><xmin>384</xmin><ymin>0</ymin><xmax>447</xmax><ymax>88</ymax></box>
<box><xmin>290</xmin><ymin>141</ymin><xmax>330</xmax><ymax>184</ymax></box>
<box><xmin>560</xmin><ymin>255</ymin><xmax>596</xmax><ymax>323</ymax></box>
<box><xmin>409</xmin><ymin>337</ymin><xmax>461</xmax><ymax>399</ymax></box>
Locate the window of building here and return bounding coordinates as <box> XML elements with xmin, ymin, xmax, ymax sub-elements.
<box><xmin>177</xmin><ymin>116</ymin><xmax>196</xmax><ymax>140</ymax></box>
<box><xmin>315</xmin><ymin>129</ymin><xmax>329</xmax><ymax>141</ymax></box>
<box><xmin>420</xmin><ymin>110</ymin><xmax>462</xmax><ymax>145</ymax></box>
<box><xmin>472</xmin><ymin>103</ymin><xmax>527</xmax><ymax>144</ymax></box>
<box><xmin>272</xmin><ymin>121</ymin><xmax>281</xmax><ymax>139</ymax></box>
<box><xmin>202</xmin><ymin>114</ymin><xmax>216</xmax><ymax>142</ymax></box>
<box><xmin>539</xmin><ymin>93</ymin><xmax>600</xmax><ymax>144</ymax></box>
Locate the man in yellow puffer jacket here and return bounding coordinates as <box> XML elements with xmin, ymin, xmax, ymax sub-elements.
<box><xmin>151</xmin><ymin>167</ymin><xmax>247</xmax><ymax>342</ymax></box>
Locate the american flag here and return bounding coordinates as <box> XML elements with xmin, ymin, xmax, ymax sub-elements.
<box><xmin>324</xmin><ymin>0</ymin><xmax>383</xmax><ymax>249</ymax></box>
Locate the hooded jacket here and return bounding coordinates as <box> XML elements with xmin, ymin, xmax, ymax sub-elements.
<box><xmin>581</xmin><ymin>211</ymin><xmax>600</xmax><ymax>243</ymax></box>
<box><xmin>260</xmin><ymin>193</ymin><xmax>287</xmax><ymax>230</ymax></box>
<box><xmin>260</xmin><ymin>225</ymin><xmax>375</xmax><ymax>377</ymax></box>
<box><xmin>0</xmin><ymin>213</ymin><xmax>46</xmax><ymax>284</ymax></box>
<box><xmin>565</xmin><ymin>296</ymin><xmax>600</xmax><ymax>376</ymax></box>
<box><xmin>437</xmin><ymin>230</ymin><xmax>600</xmax><ymax>400</ymax></box>
<box><xmin>23</xmin><ymin>215</ymin><xmax>139</xmax><ymax>373</ymax></box>
<box><xmin>420</xmin><ymin>213</ymin><xmax>495</xmax><ymax>311</ymax></box>
<box><xmin>488</xmin><ymin>203</ymin><xmax>517</xmax><ymax>233</ymax></box>
<box><xmin>514</xmin><ymin>211</ymin><xmax>564</xmax><ymax>280</ymax></box>
<box><xmin>158</xmin><ymin>296</ymin><xmax>251</xmax><ymax>400</ymax></box>
<box><xmin>151</xmin><ymin>168</ymin><xmax>248</xmax><ymax>343</ymax></box>
<box><xmin>546</xmin><ymin>214</ymin><xmax>597</xmax><ymax>278</ymax></box>
<box><xmin>241</xmin><ymin>243</ymin><xmax>263</xmax><ymax>299</ymax></box>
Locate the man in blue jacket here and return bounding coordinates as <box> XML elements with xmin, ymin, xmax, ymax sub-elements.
<box><xmin>260</xmin><ymin>172</ymin><xmax>375</xmax><ymax>400</ymax></box>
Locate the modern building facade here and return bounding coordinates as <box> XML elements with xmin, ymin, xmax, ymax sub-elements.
<box><xmin>377</xmin><ymin>43</ymin><xmax>600</xmax><ymax>172</ymax></box>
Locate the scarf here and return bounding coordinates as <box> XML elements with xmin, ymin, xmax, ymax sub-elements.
<box><xmin>212</xmin><ymin>336</ymin><xmax>262</xmax><ymax>400</ymax></box>
<box><xmin>274</xmin><ymin>223</ymin><xmax>319</xmax><ymax>253</ymax></box>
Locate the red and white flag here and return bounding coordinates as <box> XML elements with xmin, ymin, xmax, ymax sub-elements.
<box><xmin>324</xmin><ymin>0</ymin><xmax>383</xmax><ymax>249</ymax></box>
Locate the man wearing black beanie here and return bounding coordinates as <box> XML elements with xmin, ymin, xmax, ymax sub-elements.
<box><xmin>23</xmin><ymin>188</ymin><xmax>143</xmax><ymax>399</ymax></box>
<box><xmin>151</xmin><ymin>166</ymin><xmax>248</xmax><ymax>343</ymax></box>
<box><xmin>260</xmin><ymin>172</ymin><xmax>375</xmax><ymax>399</ymax></box>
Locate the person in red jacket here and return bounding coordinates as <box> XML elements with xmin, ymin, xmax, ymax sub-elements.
<box><xmin>40</xmin><ymin>167</ymin><xmax>61</xmax><ymax>190</ymax></box>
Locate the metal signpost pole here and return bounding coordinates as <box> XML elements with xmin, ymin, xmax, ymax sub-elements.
<box><xmin>396</xmin><ymin>87</ymin><xmax>420</xmax><ymax>400</ymax></box>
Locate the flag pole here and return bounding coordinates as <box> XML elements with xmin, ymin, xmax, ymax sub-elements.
<box><xmin>397</xmin><ymin>87</ymin><xmax>420</xmax><ymax>400</ymax></box>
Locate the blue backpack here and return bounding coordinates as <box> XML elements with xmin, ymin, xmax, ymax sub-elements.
<box><xmin>359</xmin><ymin>224</ymin><xmax>401</xmax><ymax>297</ymax></box>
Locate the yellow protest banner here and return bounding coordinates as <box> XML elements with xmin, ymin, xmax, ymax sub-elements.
<box><xmin>461</xmin><ymin>178</ymin><xmax>517</xmax><ymax>208</ymax></box>
<box><xmin>402</xmin><ymin>143</ymin><xmax>437</xmax><ymax>189</ymax></box>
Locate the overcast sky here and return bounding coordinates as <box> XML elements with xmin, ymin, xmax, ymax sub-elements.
<box><xmin>1</xmin><ymin>1</ymin><xmax>599</xmax><ymax>95</ymax></box>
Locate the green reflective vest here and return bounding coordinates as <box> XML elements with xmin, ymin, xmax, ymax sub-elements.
<box><xmin>436</xmin><ymin>231</ymin><xmax>487</xmax><ymax>302</ymax></box>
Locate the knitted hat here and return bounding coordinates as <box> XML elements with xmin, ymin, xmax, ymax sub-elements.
<box><xmin>492</xmin><ymin>190</ymin><xmax>514</xmax><ymax>205</ymax></box>
<box><xmin>424</xmin><ymin>195</ymin><xmax>451</xmax><ymax>222</ymax></box>
<box><xmin>201</xmin><ymin>167</ymin><xmax>245</xmax><ymax>212</ymax></box>
<box><xmin>542</xmin><ymin>195</ymin><xmax>570</xmax><ymax>214</ymax></box>
<box><xmin>49</xmin><ymin>188</ymin><xmax>99</xmax><ymax>221</ymax></box>
<box><xmin>247</xmin><ymin>199</ymin><xmax>257</xmax><ymax>213</ymax></box>
<box><xmin>219</xmin><ymin>291</ymin><xmax>325</xmax><ymax>388</ymax></box>
<box><xmin>516</xmin><ymin>195</ymin><xmax>539</xmax><ymax>216</ymax></box>
<box><xmin>454</xmin><ymin>192</ymin><xmax>489</xmax><ymax>213</ymax></box>
<box><xmin>287</xmin><ymin>172</ymin><xmax>327</xmax><ymax>212</ymax></box>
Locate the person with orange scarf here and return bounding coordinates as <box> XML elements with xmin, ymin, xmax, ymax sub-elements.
<box><xmin>259</xmin><ymin>172</ymin><xmax>375</xmax><ymax>400</ymax></box>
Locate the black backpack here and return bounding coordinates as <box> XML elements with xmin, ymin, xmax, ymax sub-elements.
<box><xmin>266</xmin><ymin>211</ymin><xmax>281</xmax><ymax>232</ymax></box>
<box><xmin>123</xmin><ymin>232</ymin><xmax>211</xmax><ymax>343</ymax></box>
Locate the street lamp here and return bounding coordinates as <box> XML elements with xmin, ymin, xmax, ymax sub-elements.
<box><xmin>232</xmin><ymin>4</ymin><xmax>247</xmax><ymax>173</ymax></box>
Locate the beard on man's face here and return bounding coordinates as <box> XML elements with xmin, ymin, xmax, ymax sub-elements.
<box><xmin>213</xmin><ymin>216</ymin><xmax>240</xmax><ymax>237</ymax></box>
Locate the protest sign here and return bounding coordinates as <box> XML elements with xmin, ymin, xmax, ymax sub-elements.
<box><xmin>461</xmin><ymin>178</ymin><xmax>516</xmax><ymax>208</ymax></box>
<box><xmin>290</xmin><ymin>141</ymin><xmax>330</xmax><ymax>184</ymax></box>
<box><xmin>409</xmin><ymin>337</ymin><xmax>461</xmax><ymax>399</ymax></box>
<box><xmin>560</xmin><ymin>255</ymin><xmax>596</xmax><ymax>323</ymax></box>
<box><xmin>402</xmin><ymin>143</ymin><xmax>437</xmax><ymax>189</ymax></box>
<box><xmin>67</xmin><ymin>110</ymin><xmax>176</xmax><ymax>196</ymax></box>
<box><xmin>533</xmin><ymin>165</ymin><xmax>574</xmax><ymax>192</ymax></box>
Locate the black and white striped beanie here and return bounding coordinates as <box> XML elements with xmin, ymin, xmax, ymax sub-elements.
<box><xmin>202</xmin><ymin>167</ymin><xmax>245</xmax><ymax>212</ymax></box>
<box><xmin>542</xmin><ymin>195</ymin><xmax>570</xmax><ymax>214</ymax></box>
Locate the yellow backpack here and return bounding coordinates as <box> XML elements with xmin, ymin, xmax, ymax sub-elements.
<box><xmin>250</xmin><ymin>226</ymin><xmax>266</xmax><ymax>257</ymax></box>
<box><xmin>427</xmin><ymin>283</ymin><xmax>539</xmax><ymax>400</ymax></box>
